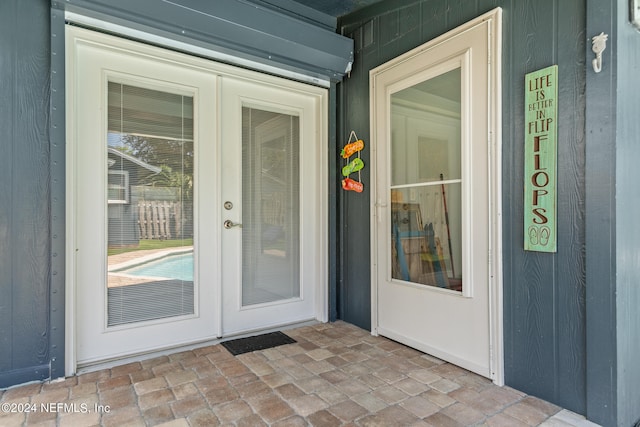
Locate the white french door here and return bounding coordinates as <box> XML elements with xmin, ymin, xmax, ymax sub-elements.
<box><xmin>66</xmin><ymin>27</ymin><xmax>326</xmax><ymax>368</ymax></box>
<box><xmin>370</xmin><ymin>10</ymin><xmax>502</xmax><ymax>380</ymax></box>
<box><xmin>219</xmin><ymin>76</ymin><xmax>325</xmax><ymax>336</ymax></box>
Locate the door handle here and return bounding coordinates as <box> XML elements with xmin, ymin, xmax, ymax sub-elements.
<box><xmin>223</xmin><ymin>220</ymin><xmax>242</xmax><ymax>229</ymax></box>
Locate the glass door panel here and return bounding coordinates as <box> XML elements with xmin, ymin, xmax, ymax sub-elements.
<box><xmin>219</xmin><ymin>75</ymin><xmax>324</xmax><ymax>336</ymax></box>
<box><xmin>106</xmin><ymin>82</ymin><xmax>195</xmax><ymax>326</ymax></box>
<box><xmin>390</xmin><ymin>67</ymin><xmax>463</xmax><ymax>292</ymax></box>
<box><xmin>373</xmin><ymin>11</ymin><xmax>500</xmax><ymax>379</ymax></box>
<box><xmin>242</xmin><ymin>107</ymin><xmax>300</xmax><ymax>306</ymax></box>
<box><xmin>71</xmin><ymin>25</ymin><xmax>219</xmax><ymax>366</ymax></box>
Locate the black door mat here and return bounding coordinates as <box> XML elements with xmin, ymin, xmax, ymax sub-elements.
<box><xmin>221</xmin><ymin>331</ymin><xmax>296</xmax><ymax>356</ymax></box>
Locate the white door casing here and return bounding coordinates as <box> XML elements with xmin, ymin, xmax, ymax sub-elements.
<box><xmin>370</xmin><ymin>9</ymin><xmax>502</xmax><ymax>382</ymax></box>
<box><xmin>66</xmin><ymin>26</ymin><xmax>327</xmax><ymax>373</ymax></box>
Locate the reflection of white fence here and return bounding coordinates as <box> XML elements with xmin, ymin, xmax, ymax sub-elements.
<box><xmin>262</xmin><ymin>192</ymin><xmax>285</xmax><ymax>226</ymax></box>
<box><xmin>137</xmin><ymin>201</ymin><xmax>183</xmax><ymax>240</ymax></box>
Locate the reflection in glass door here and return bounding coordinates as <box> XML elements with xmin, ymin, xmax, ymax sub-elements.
<box><xmin>242</xmin><ymin>109</ymin><xmax>300</xmax><ymax>306</ymax></box>
<box><xmin>106</xmin><ymin>82</ymin><xmax>195</xmax><ymax>326</ymax></box>
<box><xmin>390</xmin><ymin>68</ymin><xmax>463</xmax><ymax>292</ymax></box>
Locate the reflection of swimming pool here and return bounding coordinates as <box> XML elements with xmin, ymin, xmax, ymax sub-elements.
<box><xmin>123</xmin><ymin>252</ymin><xmax>193</xmax><ymax>282</ymax></box>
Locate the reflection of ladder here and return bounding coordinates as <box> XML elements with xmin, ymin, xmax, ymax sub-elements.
<box><xmin>425</xmin><ymin>223</ymin><xmax>448</xmax><ymax>288</ymax></box>
<box><xmin>393</xmin><ymin>222</ymin><xmax>448</xmax><ymax>288</ymax></box>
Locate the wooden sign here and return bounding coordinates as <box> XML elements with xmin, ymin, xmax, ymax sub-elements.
<box><xmin>524</xmin><ymin>65</ymin><xmax>557</xmax><ymax>252</ymax></box>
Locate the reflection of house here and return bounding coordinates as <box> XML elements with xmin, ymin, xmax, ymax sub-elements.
<box><xmin>107</xmin><ymin>148</ymin><xmax>160</xmax><ymax>247</ymax></box>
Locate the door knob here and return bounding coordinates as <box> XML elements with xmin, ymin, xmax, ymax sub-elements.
<box><xmin>224</xmin><ymin>220</ymin><xmax>242</xmax><ymax>229</ymax></box>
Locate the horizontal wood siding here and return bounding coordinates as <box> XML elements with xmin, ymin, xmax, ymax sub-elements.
<box><xmin>0</xmin><ymin>0</ymin><xmax>52</xmax><ymax>387</ymax></box>
<box><xmin>338</xmin><ymin>0</ymin><xmax>587</xmax><ymax>414</ymax></box>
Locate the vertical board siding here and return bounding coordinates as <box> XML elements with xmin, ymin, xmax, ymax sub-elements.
<box><xmin>339</xmin><ymin>0</ymin><xmax>586</xmax><ymax>414</ymax></box>
<box><xmin>506</xmin><ymin>1</ymin><xmax>552</xmax><ymax>399</ymax></box>
<box><xmin>507</xmin><ymin>0</ymin><xmax>559</xmax><ymax>402</ymax></box>
<box><xmin>0</xmin><ymin>0</ymin><xmax>16</xmax><ymax>375</ymax></box>
<box><xmin>0</xmin><ymin>0</ymin><xmax>51</xmax><ymax>386</ymax></box>
<box><xmin>584</xmin><ymin>1</ymin><xmax>617</xmax><ymax>424</ymax></box>
<box><xmin>49</xmin><ymin>7</ymin><xmax>67</xmax><ymax>381</ymax></box>
<box><xmin>554</xmin><ymin>2</ymin><xmax>586</xmax><ymax>412</ymax></box>
<box><xmin>615</xmin><ymin>3</ymin><xmax>640</xmax><ymax>425</ymax></box>
<box><xmin>339</xmin><ymin>20</ymin><xmax>373</xmax><ymax>328</ymax></box>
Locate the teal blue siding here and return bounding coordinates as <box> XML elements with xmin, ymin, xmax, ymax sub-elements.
<box><xmin>615</xmin><ymin>2</ymin><xmax>640</xmax><ymax>425</ymax></box>
<box><xmin>0</xmin><ymin>0</ymin><xmax>52</xmax><ymax>387</ymax></box>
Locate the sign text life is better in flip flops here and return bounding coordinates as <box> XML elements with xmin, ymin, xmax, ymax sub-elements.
<box><xmin>524</xmin><ymin>65</ymin><xmax>557</xmax><ymax>252</ymax></box>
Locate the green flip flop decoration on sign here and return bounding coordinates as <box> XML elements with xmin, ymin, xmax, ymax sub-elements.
<box><xmin>342</xmin><ymin>157</ymin><xmax>364</xmax><ymax>176</ymax></box>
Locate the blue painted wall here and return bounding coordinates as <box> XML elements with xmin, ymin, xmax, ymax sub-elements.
<box><xmin>0</xmin><ymin>0</ymin><xmax>52</xmax><ymax>387</ymax></box>
<box><xmin>585</xmin><ymin>1</ymin><xmax>640</xmax><ymax>425</ymax></box>
<box><xmin>615</xmin><ymin>3</ymin><xmax>640</xmax><ymax>425</ymax></box>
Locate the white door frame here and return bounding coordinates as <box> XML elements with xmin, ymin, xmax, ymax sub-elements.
<box><xmin>369</xmin><ymin>8</ymin><xmax>503</xmax><ymax>385</ymax></box>
<box><xmin>219</xmin><ymin>76</ymin><xmax>328</xmax><ymax>336</ymax></box>
<box><xmin>65</xmin><ymin>25</ymin><xmax>328</xmax><ymax>376</ymax></box>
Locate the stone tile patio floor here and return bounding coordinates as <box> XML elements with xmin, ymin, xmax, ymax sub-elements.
<box><xmin>0</xmin><ymin>321</ymin><xmax>599</xmax><ymax>427</ymax></box>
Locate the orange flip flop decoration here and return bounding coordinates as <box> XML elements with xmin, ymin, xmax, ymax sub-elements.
<box><xmin>341</xmin><ymin>131</ymin><xmax>365</xmax><ymax>193</ymax></box>
<box><xmin>342</xmin><ymin>177</ymin><xmax>364</xmax><ymax>193</ymax></box>
<box><xmin>341</xmin><ymin>139</ymin><xmax>364</xmax><ymax>158</ymax></box>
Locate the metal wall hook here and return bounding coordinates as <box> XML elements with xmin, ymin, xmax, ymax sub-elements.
<box><xmin>591</xmin><ymin>32</ymin><xmax>608</xmax><ymax>73</ymax></box>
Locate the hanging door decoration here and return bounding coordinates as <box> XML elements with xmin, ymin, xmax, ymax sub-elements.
<box><xmin>341</xmin><ymin>131</ymin><xmax>365</xmax><ymax>193</ymax></box>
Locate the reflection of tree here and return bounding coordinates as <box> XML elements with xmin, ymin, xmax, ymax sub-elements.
<box><xmin>113</xmin><ymin>135</ymin><xmax>193</xmax><ymax>191</ymax></box>
<box><xmin>146</xmin><ymin>165</ymin><xmax>193</xmax><ymax>202</ymax></box>
<box><xmin>115</xmin><ymin>134</ymin><xmax>194</xmax><ymax>238</ymax></box>
<box><xmin>120</xmin><ymin>135</ymin><xmax>193</xmax><ymax>177</ymax></box>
